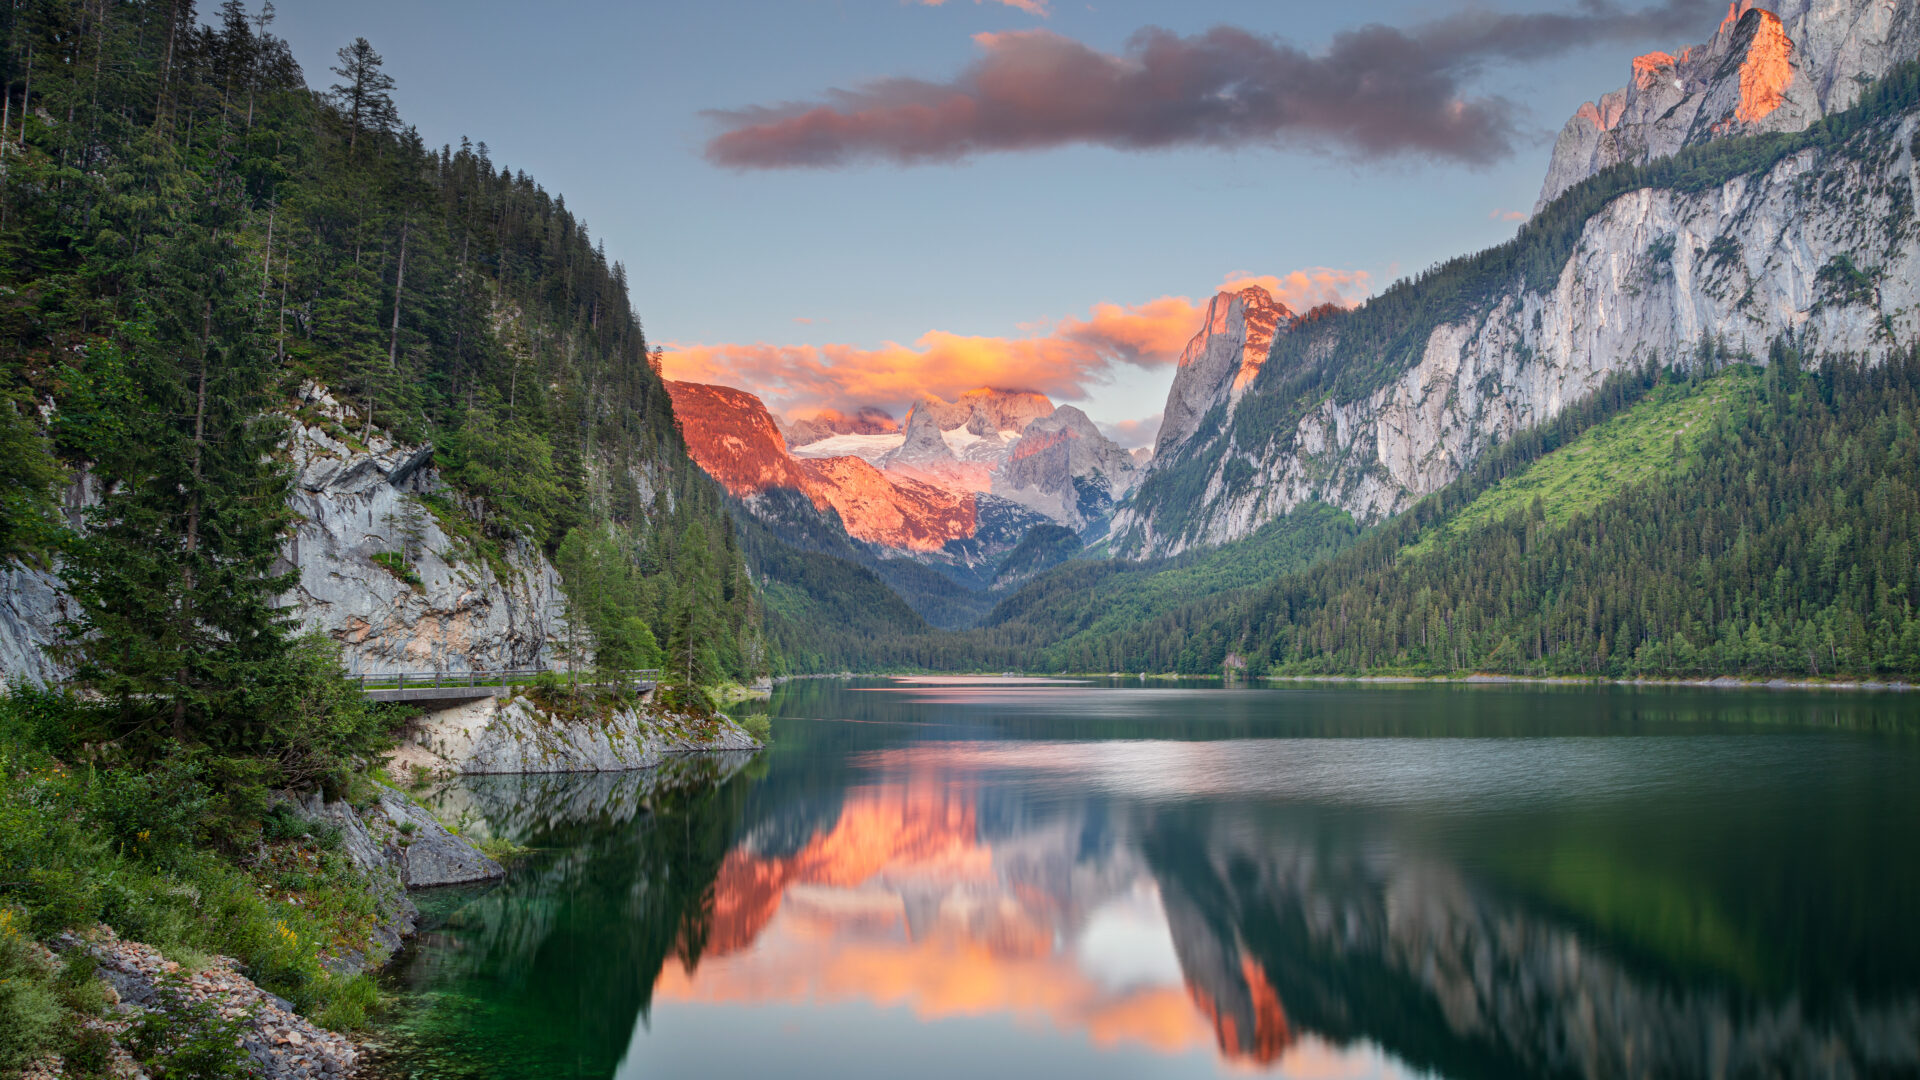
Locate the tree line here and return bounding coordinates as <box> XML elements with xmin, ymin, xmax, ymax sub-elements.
<box><xmin>0</xmin><ymin>0</ymin><xmax>767</xmax><ymax>732</ymax></box>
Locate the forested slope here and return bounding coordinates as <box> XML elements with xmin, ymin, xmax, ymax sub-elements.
<box><xmin>0</xmin><ymin>0</ymin><xmax>764</xmax><ymax>683</ymax></box>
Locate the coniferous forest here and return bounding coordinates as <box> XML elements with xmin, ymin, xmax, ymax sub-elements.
<box><xmin>0</xmin><ymin>2</ymin><xmax>764</xmax><ymax>1064</ymax></box>
<box><xmin>758</xmin><ymin>345</ymin><xmax>1920</xmax><ymax>679</ymax></box>
<box><xmin>0</xmin><ymin>0</ymin><xmax>766</xmax><ymax>684</ymax></box>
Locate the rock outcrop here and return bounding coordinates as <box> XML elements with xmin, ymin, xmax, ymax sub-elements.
<box><xmin>49</xmin><ymin>927</ymin><xmax>365</xmax><ymax>1080</ymax></box>
<box><xmin>0</xmin><ymin>385</ymin><xmax>583</xmax><ymax>684</ymax></box>
<box><xmin>284</xmin><ymin>388</ymin><xmax>578</xmax><ymax>674</ymax></box>
<box><xmin>281</xmin><ymin>782</ymin><xmax>503</xmax><ymax>976</ymax></box>
<box><xmin>1155</xmin><ymin>286</ymin><xmax>1295</xmax><ymax>457</ymax></box>
<box><xmin>385</xmin><ymin>693</ymin><xmax>763</xmax><ymax>776</ymax></box>
<box><xmin>1114</xmin><ymin>1</ymin><xmax>1920</xmax><ymax>557</ymax></box>
<box><xmin>1536</xmin><ymin>0</ymin><xmax>1920</xmax><ymax>211</ymax></box>
<box><xmin>0</xmin><ymin>562</ymin><xmax>70</xmax><ymax>686</ymax></box>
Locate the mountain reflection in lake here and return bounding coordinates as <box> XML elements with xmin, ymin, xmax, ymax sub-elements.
<box><xmin>373</xmin><ymin>680</ymin><xmax>1920</xmax><ymax>1079</ymax></box>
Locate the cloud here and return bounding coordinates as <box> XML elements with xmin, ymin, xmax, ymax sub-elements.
<box><xmin>1488</xmin><ymin>208</ymin><xmax>1528</xmax><ymax>221</ymax></box>
<box><xmin>916</xmin><ymin>0</ymin><xmax>1049</xmax><ymax>15</ymax></box>
<box><xmin>1098</xmin><ymin>413</ymin><xmax>1162</xmax><ymax>450</ymax></box>
<box><xmin>703</xmin><ymin>1</ymin><xmax>1714</xmax><ymax>169</ymax></box>
<box><xmin>1218</xmin><ymin>269</ymin><xmax>1372</xmax><ymax>311</ymax></box>
<box><xmin>661</xmin><ymin>271</ymin><xmax>1373</xmax><ymax>424</ymax></box>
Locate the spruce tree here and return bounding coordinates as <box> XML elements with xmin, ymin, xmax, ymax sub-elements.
<box><xmin>58</xmin><ymin>160</ymin><xmax>299</xmax><ymax>751</ymax></box>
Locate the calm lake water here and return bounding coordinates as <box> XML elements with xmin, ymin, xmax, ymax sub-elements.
<box><xmin>370</xmin><ymin>679</ymin><xmax>1920</xmax><ymax>1079</ymax></box>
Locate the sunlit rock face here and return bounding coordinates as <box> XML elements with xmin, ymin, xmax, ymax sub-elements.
<box><xmin>667</xmin><ymin>380</ymin><xmax>977</xmax><ymax>552</ymax></box>
<box><xmin>1154</xmin><ymin>286</ymin><xmax>1294</xmax><ymax>458</ymax></box>
<box><xmin>1535</xmin><ymin>0</ymin><xmax>1920</xmax><ymax>212</ymax></box>
<box><xmin>672</xmin><ymin>380</ymin><xmax>1139</xmax><ymax>551</ymax></box>
<box><xmin>1113</xmin><ymin>1</ymin><xmax>1920</xmax><ymax>559</ymax></box>
<box><xmin>664</xmin><ymin>380</ymin><xmax>818</xmax><ymax>498</ymax></box>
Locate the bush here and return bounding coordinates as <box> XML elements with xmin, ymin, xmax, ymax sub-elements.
<box><xmin>125</xmin><ymin>977</ymin><xmax>258</xmax><ymax>1079</ymax></box>
<box><xmin>0</xmin><ymin>912</ymin><xmax>63</xmax><ymax>1072</ymax></box>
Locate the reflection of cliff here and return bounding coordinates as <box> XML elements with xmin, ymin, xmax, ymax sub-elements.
<box><xmin>392</xmin><ymin>759</ymin><xmax>761</xmax><ymax>1080</ymax></box>
<box><xmin>658</xmin><ymin>781</ymin><xmax>1319</xmax><ymax>1071</ymax></box>
<box><xmin>425</xmin><ymin>751</ymin><xmax>758</xmax><ymax>842</ymax></box>
<box><xmin>1144</xmin><ymin>808</ymin><xmax>1920</xmax><ymax>1079</ymax></box>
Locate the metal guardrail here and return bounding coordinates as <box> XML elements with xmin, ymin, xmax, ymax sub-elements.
<box><xmin>353</xmin><ymin>668</ymin><xmax>662</xmax><ymax>694</ymax></box>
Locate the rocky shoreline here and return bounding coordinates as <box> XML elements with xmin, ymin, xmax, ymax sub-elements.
<box><xmin>22</xmin><ymin>928</ymin><xmax>362</xmax><ymax>1080</ymax></box>
<box><xmin>16</xmin><ymin>704</ymin><xmax>762</xmax><ymax>1079</ymax></box>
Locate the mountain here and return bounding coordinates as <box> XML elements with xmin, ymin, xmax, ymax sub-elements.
<box><xmin>1112</xmin><ymin>0</ymin><xmax>1920</xmax><ymax>559</ymax></box>
<box><xmin>1156</xmin><ymin>286</ymin><xmax>1296</xmax><ymax>457</ymax></box>
<box><xmin>666</xmin><ymin>381</ymin><xmax>975</xmax><ymax>553</ymax></box>
<box><xmin>1535</xmin><ymin>0</ymin><xmax>1920</xmax><ymax>210</ymax></box>
<box><xmin>669</xmin><ymin>379</ymin><xmax>1143</xmax><ymax>623</ymax></box>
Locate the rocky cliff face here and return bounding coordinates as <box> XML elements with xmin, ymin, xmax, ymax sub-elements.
<box><xmin>1536</xmin><ymin>0</ymin><xmax>1920</xmax><ymax>211</ymax></box>
<box><xmin>670</xmin><ymin>380</ymin><xmax>1138</xmax><ymax>550</ymax></box>
<box><xmin>283</xmin><ymin>386</ymin><xmax>577</xmax><ymax>673</ymax></box>
<box><xmin>386</xmin><ymin>693</ymin><xmax>763</xmax><ymax>776</ymax></box>
<box><xmin>1114</xmin><ymin>1</ymin><xmax>1920</xmax><ymax>558</ymax></box>
<box><xmin>1155</xmin><ymin>286</ymin><xmax>1295</xmax><ymax>457</ymax></box>
<box><xmin>0</xmin><ymin>386</ymin><xmax>581</xmax><ymax>684</ymax></box>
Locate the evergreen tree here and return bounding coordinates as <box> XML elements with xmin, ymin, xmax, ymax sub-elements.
<box><xmin>57</xmin><ymin>159</ymin><xmax>298</xmax><ymax>750</ymax></box>
<box><xmin>327</xmin><ymin>37</ymin><xmax>396</xmax><ymax>154</ymax></box>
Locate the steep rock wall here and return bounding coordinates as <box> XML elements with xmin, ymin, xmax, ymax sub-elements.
<box><xmin>0</xmin><ymin>387</ymin><xmax>581</xmax><ymax>683</ymax></box>
<box><xmin>1536</xmin><ymin>0</ymin><xmax>1920</xmax><ymax>210</ymax></box>
<box><xmin>1115</xmin><ymin>109</ymin><xmax>1920</xmax><ymax>556</ymax></box>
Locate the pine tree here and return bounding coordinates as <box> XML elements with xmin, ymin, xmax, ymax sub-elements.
<box><xmin>58</xmin><ymin>161</ymin><xmax>299</xmax><ymax>750</ymax></box>
<box><xmin>327</xmin><ymin>37</ymin><xmax>396</xmax><ymax>154</ymax></box>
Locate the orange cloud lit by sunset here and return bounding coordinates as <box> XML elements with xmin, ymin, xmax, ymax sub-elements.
<box><xmin>659</xmin><ymin>271</ymin><xmax>1371</xmax><ymax>423</ymax></box>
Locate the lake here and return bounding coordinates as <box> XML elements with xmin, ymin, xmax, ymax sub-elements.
<box><xmin>369</xmin><ymin>679</ymin><xmax>1920</xmax><ymax>1079</ymax></box>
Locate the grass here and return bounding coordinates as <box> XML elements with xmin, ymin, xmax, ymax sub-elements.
<box><xmin>1403</xmin><ymin>365</ymin><xmax>1763</xmax><ymax>557</ymax></box>
<box><xmin>0</xmin><ymin>689</ymin><xmax>399</xmax><ymax>1071</ymax></box>
<box><xmin>370</xmin><ymin>551</ymin><xmax>424</xmax><ymax>590</ymax></box>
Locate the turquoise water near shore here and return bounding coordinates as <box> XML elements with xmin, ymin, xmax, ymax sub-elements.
<box><xmin>368</xmin><ymin>679</ymin><xmax>1920</xmax><ymax>1078</ymax></box>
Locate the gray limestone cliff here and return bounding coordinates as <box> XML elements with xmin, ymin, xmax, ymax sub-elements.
<box><xmin>385</xmin><ymin>693</ymin><xmax>763</xmax><ymax>777</ymax></box>
<box><xmin>0</xmin><ymin>384</ymin><xmax>584</xmax><ymax>684</ymax></box>
<box><xmin>283</xmin><ymin>384</ymin><xmax>580</xmax><ymax>674</ymax></box>
<box><xmin>1155</xmin><ymin>286</ymin><xmax>1294</xmax><ymax>458</ymax></box>
<box><xmin>1536</xmin><ymin>0</ymin><xmax>1920</xmax><ymax>212</ymax></box>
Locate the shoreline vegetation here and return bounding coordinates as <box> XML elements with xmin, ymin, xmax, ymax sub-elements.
<box><xmin>0</xmin><ymin>3</ymin><xmax>775</xmax><ymax>1074</ymax></box>
<box><xmin>775</xmin><ymin>671</ymin><xmax>1916</xmax><ymax>692</ymax></box>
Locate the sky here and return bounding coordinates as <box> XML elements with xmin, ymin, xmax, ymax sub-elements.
<box><xmin>270</xmin><ymin>0</ymin><xmax>1728</xmax><ymax>448</ymax></box>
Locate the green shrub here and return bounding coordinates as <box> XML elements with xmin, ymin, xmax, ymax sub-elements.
<box><xmin>369</xmin><ymin>551</ymin><xmax>423</xmax><ymax>590</ymax></box>
<box><xmin>0</xmin><ymin>913</ymin><xmax>63</xmax><ymax>1072</ymax></box>
<box><xmin>125</xmin><ymin>977</ymin><xmax>257</xmax><ymax>1079</ymax></box>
